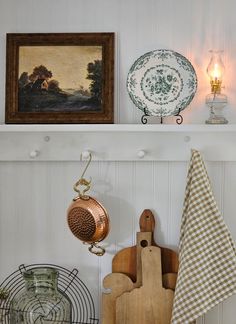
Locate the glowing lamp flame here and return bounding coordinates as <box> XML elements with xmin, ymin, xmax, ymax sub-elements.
<box><xmin>207</xmin><ymin>50</ymin><xmax>225</xmax><ymax>93</ymax></box>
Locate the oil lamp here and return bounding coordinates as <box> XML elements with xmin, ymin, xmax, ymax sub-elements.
<box><xmin>205</xmin><ymin>50</ymin><xmax>228</xmax><ymax>124</ymax></box>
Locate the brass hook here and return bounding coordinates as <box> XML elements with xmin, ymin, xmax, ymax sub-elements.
<box><xmin>73</xmin><ymin>152</ymin><xmax>92</xmax><ymax>199</ymax></box>
<box><xmin>80</xmin><ymin>152</ymin><xmax>92</xmax><ymax>179</ymax></box>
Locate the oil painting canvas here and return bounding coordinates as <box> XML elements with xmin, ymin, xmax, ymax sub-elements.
<box><xmin>18</xmin><ymin>46</ymin><xmax>103</xmax><ymax>113</ymax></box>
<box><xmin>6</xmin><ymin>33</ymin><xmax>114</xmax><ymax>124</ymax></box>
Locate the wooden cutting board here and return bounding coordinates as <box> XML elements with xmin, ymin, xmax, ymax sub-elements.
<box><xmin>112</xmin><ymin>209</ymin><xmax>179</xmax><ymax>284</ymax></box>
<box><xmin>102</xmin><ymin>210</ymin><xmax>178</xmax><ymax>324</ymax></box>
<box><xmin>102</xmin><ymin>231</ymin><xmax>153</xmax><ymax>324</ymax></box>
<box><xmin>102</xmin><ymin>273</ymin><xmax>133</xmax><ymax>324</ymax></box>
<box><xmin>102</xmin><ymin>232</ymin><xmax>151</xmax><ymax>324</ymax></box>
<box><xmin>116</xmin><ymin>246</ymin><xmax>174</xmax><ymax>324</ymax></box>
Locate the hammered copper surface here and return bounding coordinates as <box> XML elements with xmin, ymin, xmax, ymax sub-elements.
<box><xmin>68</xmin><ymin>207</ymin><xmax>96</xmax><ymax>241</ymax></box>
<box><xmin>67</xmin><ymin>196</ymin><xmax>110</xmax><ymax>243</ymax></box>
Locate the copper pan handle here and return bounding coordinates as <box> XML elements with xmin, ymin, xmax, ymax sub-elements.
<box><xmin>73</xmin><ymin>178</ymin><xmax>91</xmax><ymax>200</ymax></box>
<box><xmin>88</xmin><ymin>243</ymin><xmax>105</xmax><ymax>256</ymax></box>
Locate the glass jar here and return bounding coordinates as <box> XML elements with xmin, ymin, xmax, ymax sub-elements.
<box><xmin>9</xmin><ymin>267</ymin><xmax>72</xmax><ymax>323</ymax></box>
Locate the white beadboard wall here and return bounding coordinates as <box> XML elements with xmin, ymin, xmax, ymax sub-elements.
<box><xmin>0</xmin><ymin>159</ymin><xmax>236</xmax><ymax>323</ymax></box>
<box><xmin>1</xmin><ymin>0</ymin><xmax>236</xmax><ymax>323</ymax></box>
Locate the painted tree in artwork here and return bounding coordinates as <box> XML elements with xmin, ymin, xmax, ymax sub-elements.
<box><xmin>18</xmin><ymin>72</ymin><xmax>29</xmax><ymax>88</ymax></box>
<box><xmin>87</xmin><ymin>60</ymin><xmax>102</xmax><ymax>101</ymax></box>
<box><xmin>29</xmin><ymin>65</ymin><xmax>53</xmax><ymax>92</ymax></box>
<box><xmin>31</xmin><ymin>65</ymin><xmax>52</xmax><ymax>80</ymax></box>
<box><xmin>48</xmin><ymin>80</ymin><xmax>61</xmax><ymax>93</ymax></box>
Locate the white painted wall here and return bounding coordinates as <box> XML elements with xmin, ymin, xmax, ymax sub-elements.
<box><xmin>0</xmin><ymin>159</ymin><xmax>236</xmax><ymax>323</ymax></box>
<box><xmin>0</xmin><ymin>0</ymin><xmax>236</xmax><ymax>323</ymax></box>
<box><xmin>1</xmin><ymin>0</ymin><xmax>236</xmax><ymax>124</ymax></box>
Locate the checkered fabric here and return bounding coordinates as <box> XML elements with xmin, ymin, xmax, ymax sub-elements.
<box><xmin>171</xmin><ymin>149</ymin><xmax>236</xmax><ymax>324</ymax></box>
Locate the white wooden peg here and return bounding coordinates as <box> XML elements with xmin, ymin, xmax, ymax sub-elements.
<box><xmin>29</xmin><ymin>150</ymin><xmax>40</xmax><ymax>159</ymax></box>
<box><xmin>137</xmin><ymin>150</ymin><xmax>146</xmax><ymax>158</ymax></box>
<box><xmin>81</xmin><ymin>150</ymin><xmax>91</xmax><ymax>160</ymax></box>
<box><xmin>184</xmin><ymin>136</ymin><xmax>191</xmax><ymax>142</ymax></box>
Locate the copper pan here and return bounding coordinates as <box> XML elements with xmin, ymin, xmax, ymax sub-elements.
<box><xmin>67</xmin><ymin>155</ymin><xmax>110</xmax><ymax>256</ymax></box>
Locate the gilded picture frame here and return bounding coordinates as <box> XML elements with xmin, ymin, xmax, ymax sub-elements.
<box><xmin>5</xmin><ymin>33</ymin><xmax>114</xmax><ymax>124</ymax></box>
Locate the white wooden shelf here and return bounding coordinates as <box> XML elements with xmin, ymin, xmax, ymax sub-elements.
<box><xmin>1</xmin><ymin>123</ymin><xmax>236</xmax><ymax>132</ymax></box>
<box><xmin>0</xmin><ymin>124</ymin><xmax>236</xmax><ymax>161</ymax></box>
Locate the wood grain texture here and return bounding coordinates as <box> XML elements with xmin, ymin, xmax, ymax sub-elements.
<box><xmin>112</xmin><ymin>210</ymin><xmax>179</xmax><ymax>285</ymax></box>
<box><xmin>116</xmin><ymin>246</ymin><xmax>174</xmax><ymax>324</ymax></box>
<box><xmin>102</xmin><ymin>231</ymin><xmax>152</xmax><ymax>324</ymax></box>
<box><xmin>102</xmin><ymin>273</ymin><xmax>133</xmax><ymax>324</ymax></box>
<box><xmin>102</xmin><ymin>213</ymin><xmax>178</xmax><ymax>324</ymax></box>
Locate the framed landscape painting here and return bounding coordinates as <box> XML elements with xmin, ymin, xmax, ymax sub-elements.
<box><xmin>5</xmin><ymin>33</ymin><xmax>114</xmax><ymax>124</ymax></box>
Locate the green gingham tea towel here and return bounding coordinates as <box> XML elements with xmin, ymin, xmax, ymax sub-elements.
<box><xmin>171</xmin><ymin>149</ymin><xmax>236</xmax><ymax>324</ymax></box>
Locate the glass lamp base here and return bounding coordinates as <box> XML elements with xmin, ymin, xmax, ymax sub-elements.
<box><xmin>205</xmin><ymin>114</ymin><xmax>228</xmax><ymax>124</ymax></box>
<box><xmin>205</xmin><ymin>92</ymin><xmax>228</xmax><ymax>124</ymax></box>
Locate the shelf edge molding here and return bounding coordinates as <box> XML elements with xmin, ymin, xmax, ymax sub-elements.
<box><xmin>0</xmin><ymin>124</ymin><xmax>236</xmax><ymax>162</ymax></box>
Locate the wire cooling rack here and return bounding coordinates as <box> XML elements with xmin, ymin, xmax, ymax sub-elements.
<box><xmin>0</xmin><ymin>263</ymin><xmax>98</xmax><ymax>323</ymax></box>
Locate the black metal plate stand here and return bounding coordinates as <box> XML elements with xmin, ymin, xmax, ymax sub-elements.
<box><xmin>141</xmin><ymin>108</ymin><xmax>183</xmax><ymax>124</ymax></box>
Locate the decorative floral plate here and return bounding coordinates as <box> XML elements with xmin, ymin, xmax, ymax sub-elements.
<box><xmin>127</xmin><ymin>49</ymin><xmax>197</xmax><ymax>117</ymax></box>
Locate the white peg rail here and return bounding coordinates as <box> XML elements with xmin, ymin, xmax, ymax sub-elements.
<box><xmin>1</xmin><ymin>124</ymin><xmax>236</xmax><ymax>161</ymax></box>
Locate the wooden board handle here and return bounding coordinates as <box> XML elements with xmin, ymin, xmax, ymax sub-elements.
<box><xmin>139</xmin><ymin>209</ymin><xmax>155</xmax><ymax>232</ymax></box>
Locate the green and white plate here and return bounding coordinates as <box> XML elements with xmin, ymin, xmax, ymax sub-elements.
<box><xmin>127</xmin><ymin>49</ymin><xmax>197</xmax><ymax>117</ymax></box>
